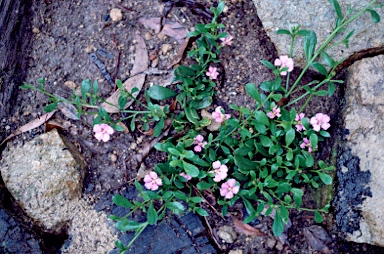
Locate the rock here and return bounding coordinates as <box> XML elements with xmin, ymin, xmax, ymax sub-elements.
<box><xmin>0</xmin><ymin>129</ymin><xmax>86</xmax><ymax>233</ymax></box>
<box><xmin>110</xmin><ymin>8</ymin><xmax>123</xmax><ymax>22</ymax></box>
<box><xmin>32</xmin><ymin>27</ymin><xmax>40</xmax><ymax>34</ymax></box>
<box><xmin>229</xmin><ymin>250</ymin><xmax>243</xmax><ymax>254</ymax></box>
<box><xmin>252</xmin><ymin>0</ymin><xmax>384</xmax><ymax>67</ymax></box>
<box><xmin>0</xmin><ymin>209</ymin><xmax>42</xmax><ymax>253</ymax></box>
<box><xmin>0</xmin><ymin>129</ymin><xmax>118</xmax><ymax>252</ymax></box>
<box><xmin>266</xmin><ymin>238</ymin><xmax>276</xmax><ymax>249</ymax></box>
<box><xmin>161</xmin><ymin>43</ymin><xmax>172</xmax><ymax>55</ymax></box>
<box><xmin>338</xmin><ymin>55</ymin><xmax>384</xmax><ymax>246</ymax></box>
<box><xmin>218</xmin><ymin>225</ymin><xmax>237</xmax><ymax>244</ymax></box>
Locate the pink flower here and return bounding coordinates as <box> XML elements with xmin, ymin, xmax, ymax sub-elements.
<box><xmin>206</xmin><ymin>66</ymin><xmax>219</xmax><ymax>80</ymax></box>
<box><xmin>194</xmin><ymin>134</ymin><xmax>207</xmax><ymax>152</ymax></box>
<box><xmin>295</xmin><ymin>113</ymin><xmax>306</xmax><ymax>132</ymax></box>
<box><xmin>220</xmin><ymin>34</ymin><xmax>233</xmax><ymax>46</ymax></box>
<box><xmin>212</xmin><ymin>106</ymin><xmax>231</xmax><ymax>123</ymax></box>
<box><xmin>267</xmin><ymin>106</ymin><xmax>281</xmax><ymax>119</ymax></box>
<box><xmin>274</xmin><ymin>55</ymin><xmax>294</xmax><ymax>76</ymax></box>
<box><xmin>310</xmin><ymin>113</ymin><xmax>330</xmax><ymax>132</ymax></box>
<box><xmin>93</xmin><ymin>123</ymin><xmax>114</xmax><ymax>142</ymax></box>
<box><xmin>180</xmin><ymin>172</ymin><xmax>192</xmax><ymax>181</ymax></box>
<box><xmin>220</xmin><ymin>179</ymin><xmax>239</xmax><ymax>199</ymax></box>
<box><xmin>144</xmin><ymin>171</ymin><xmax>162</xmax><ymax>191</ymax></box>
<box><xmin>209</xmin><ymin>161</ymin><xmax>228</xmax><ymax>182</ymax></box>
<box><xmin>300</xmin><ymin>137</ymin><xmax>316</xmax><ymax>152</ymax></box>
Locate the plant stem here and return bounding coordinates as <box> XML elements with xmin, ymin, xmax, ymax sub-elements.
<box><xmin>286</xmin><ymin>0</ymin><xmax>377</xmax><ymax>97</ymax></box>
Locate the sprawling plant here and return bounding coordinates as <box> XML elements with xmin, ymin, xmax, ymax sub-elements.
<box><xmin>21</xmin><ymin>0</ymin><xmax>382</xmax><ymax>252</ymax></box>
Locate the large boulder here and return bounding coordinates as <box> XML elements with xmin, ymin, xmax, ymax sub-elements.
<box><xmin>252</xmin><ymin>0</ymin><xmax>384</xmax><ymax>67</ymax></box>
<box><xmin>0</xmin><ymin>129</ymin><xmax>117</xmax><ymax>252</ymax></box>
<box><xmin>0</xmin><ymin>129</ymin><xmax>86</xmax><ymax>233</ymax></box>
<box><xmin>336</xmin><ymin>55</ymin><xmax>384</xmax><ymax>246</ymax></box>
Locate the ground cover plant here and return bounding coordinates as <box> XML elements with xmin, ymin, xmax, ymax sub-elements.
<box><xmin>20</xmin><ymin>0</ymin><xmax>382</xmax><ymax>252</ymax></box>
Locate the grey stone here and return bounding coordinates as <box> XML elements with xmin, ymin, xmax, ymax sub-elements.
<box><xmin>0</xmin><ymin>129</ymin><xmax>86</xmax><ymax>233</ymax></box>
<box><xmin>218</xmin><ymin>225</ymin><xmax>237</xmax><ymax>244</ymax></box>
<box><xmin>0</xmin><ymin>129</ymin><xmax>118</xmax><ymax>253</ymax></box>
<box><xmin>341</xmin><ymin>54</ymin><xmax>384</xmax><ymax>246</ymax></box>
<box><xmin>252</xmin><ymin>0</ymin><xmax>384</xmax><ymax>67</ymax></box>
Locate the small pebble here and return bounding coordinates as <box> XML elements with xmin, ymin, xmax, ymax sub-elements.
<box><xmin>229</xmin><ymin>250</ymin><xmax>243</xmax><ymax>254</ymax></box>
<box><xmin>110</xmin><ymin>8</ymin><xmax>123</xmax><ymax>22</ymax></box>
<box><xmin>161</xmin><ymin>44</ymin><xmax>172</xmax><ymax>55</ymax></box>
<box><xmin>110</xmin><ymin>154</ymin><xmax>117</xmax><ymax>162</ymax></box>
<box><xmin>64</xmin><ymin>81</ymin><xmax>78</xmax><ymax>90</ymax></box>
<box><xmin>32</xmin><ymin>27</ymin><xmax>40</xmax><ymax>34</ymax></box>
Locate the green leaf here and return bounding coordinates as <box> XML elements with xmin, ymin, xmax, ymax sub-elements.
<box><xmin>285</xmin><ymin>128</ymin><xmax>295</xmax><ymax>147</ymax></box>
<box><xmin>216</xmin><ymin>1</ymin><xmax>225</xmax><ymax>15</ymax></box>
<box><xmin>260</xmin><ymin>136</ymin><xmax>273</xmax><ymax>147</ymax></box>
<box><xmin>255</xmin><ymin>111</ymin><xmax>270</xmax><ymax>126</ymax></box>
<box><xmin>148</xmin><ymin>86</ymin><xmax>177</xmax><ymax>100</ymax></box>
<box><xmin>234</xmin><ymin>154</ymin><xmax>258</xmax><ymax>172</ymax></box>
<box><xmin>190</xmin><ymin>196</ymin><xmax>204</xmax><ymax>203</ymax></box>
<box><xmin>113</xmin><ymin>123</ymin><xmax>125</xmax><ymax>132</ymax></box>
<box><xmin>309</xmin><ymin>133</ymin><xmax>318</xmax><ymax>151</ymax></box>
<box><xmin>185</xmin><ymin>106</ymin><xmax>199</xmax><ymax>124</ymax></box>
<box><xmin>116</xmin><ymin>219</ymin><xmax>142</xmax><ymax>232</ymax></box>
<box><xmin>245</xmin><ymin>83</ymin><xmax>261</xmax><ymax>104</ymax></box>
<box><xmin>275</xmin><ymin>183</ymin><xmax>291</xmax><ymax>194</ymax></box>
<box><xmin>303</xmin><ymin>30</ymin><xmax>317</xmax><ymax>62</ymax></box>
<box><xmin>118</xmin><ymin>94</ymin><xmax>127</xmax><ymax>109</ymax></box>
<box><xmin>147</xmin><ymin>203</ymin><xmax>158</xmax><ymax>225</ymax></box>
<box><xmin>176</xmin><ymin>66</ymin><xmax>196</xmax><ymax>77</ymax></box>
<box><xmin>314</xmin><ymin>211</ymin><xmax>323</xmax><ymax>223</ymax></box>
<box><xmin>327</xmin><ymin>82</ymin><xmax>336</xmax><ymax>97</ymax></box>
<box><xmin>260</xmin><ymin>60</ymin><xmax>276</xmax><ymax>70</ymax></box>
<box><xmin>168</xmin><ymin>148</ymin><xmax>181</xmax><ymax>156</ymax></box>
<box><xmin>368</xmin><ymin>9</ymin><xmax>380</xmax><ymax>23</ymax></box>
<box><xmin>242</xmin><ymin>198</ymin><xmax>256</xmax><ymax>215</ymax></box>
<box><xmin>320</xmin><ymin>52</ymin><xmax>335</xmax><ymax>68</ymax></box>
<box><xmin>166</xmin><ymin>201</ymin><xmax>185</xmax><ymax>214</ymax></box>
<box><xmin>303</xmin><ymin>151</ymin><xmax>314</xmax><ymax>167</ymax></box>
<box><xmin>320</xmin><ymin>130</ymin><xmax>331</xmax><ymax>137</ymax></box>
<box><xmin>187</xmin><ymin>30</ymin><xmax>201</xmax><ymax>37</ymax></box>
<box><xmin>99</xmin><ymin>106</ymin><xmax>111</xmax><ymax>121</ymax></box>
<box><xmin>196</xmin><ymin>181</ymin><xmax>213</xmax><ymax>190</ymax></box>
<box><xmin>92</xmin><ymin>80</ymin><xmax>99</xmax><ymax>94</ymax></box>
<box><xmin>81</xmin><ymin>79</ymin><xmax>91</xmax><ymax>100</ymax></box>
<box><xmin>43</xmin><ymin>101</ymin><xmax>58</xmax><ymax>112</ymax></box>
<box><xmin>314</xmin><ymin>90</ymin><xmax>328</xmax><ymax>96</ymax></box>
<box><xmin>291</xmin><ymin>188</ymin><xmax>303</xmax><ymax>207</ymax></box>
<box><xmin>153</xmin><ymin>117</ymin><xmax>164</xmax><ymax>137</ymax></box>
<box><xmin>318</xmin><ymin>172</ymin><xmax>333</xmax><ymax>185</ymax></box>
<box><xmin>280</xmin><ymin>205</ymin><xmax>289</xmax><ymax>221</ymax></box>
<box><xmin>272</xmin><ymin>211</ymin><xmax>284</xmax><ymax>236</ymax></box>
<box><xmin>329</xmin><ymin>0</ymin><xmax>343</xmax><ymax>20</ymax></box>
<box><xmin>311</xmin><ymin>62</ymin><xmax>328</xmax><ymax>76</ymax></box>
<box><xmin>195</xmin><ymin>24</ymin><xmax>207</xmax><ymax>33</ymax></box>
<box><xmin>276</xmin><ymin>29</ymin><xmax>291</xmax><ymax>35</ymax></box>
<box><xmin>195</xmin><ymin>207</ymin><xmax>209</xmax><ymax>216</ymax></box>
<box><xmin>112</xmin><ymin>195</ymin><xmax>133</xmax><ymax>208</ymax></box>
<box><xmin>182</xmin><ymin>160</ymin><xmax>199</xmax><ymax>177</ymax></box>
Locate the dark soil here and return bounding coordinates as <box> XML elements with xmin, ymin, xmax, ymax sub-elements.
<box><xmin>1</xmin><ymin>0</ymin><xmax>384</xmax><ymax>253</ymax></box>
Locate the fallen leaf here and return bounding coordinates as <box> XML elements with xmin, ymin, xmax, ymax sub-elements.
<box><xmin>201</xmin><ymin>109</ymin><xmax>220</xmax><ymax>131</ymax></box>
<box><xmin>303</xmin><ymin>225</ymin><xmax>332</xmax><ymax>254</ymax></box>
<box><xmin>56</xmin><ymin>101</ymin><xmax>80</xmax><ymax>120</ymax></box>
<box><xmin>232</xmin><ymin>217</ymin><xmax>264</xmax><ymax>237</ymax></box>
<box><xmin>139</xmin><ymin>17</ymin><xmax>187</xmax><ymax>44</ymax></box>
<box><xmin>102</xmin><ymin>34</ymin><xmax>148</xmax><ymax>113</ymax></box>
<box><xmin>0</xmin><ymin>110</ymin><xmax>57</xmax><ymax>146</ymax></box>
<box><xmin>138</xmin><ymin>17</ymin><xmax>161</xmax><ymax>33</ymax></box>
<box><xmin>161</xmin><ymin>22</ymin><xmax>187</xmax><ymax>44</ymax></box>
<box><xmin>167</xmin><ymin>38</ymin><xmax>189</xmax><ymax>69</ymax></box>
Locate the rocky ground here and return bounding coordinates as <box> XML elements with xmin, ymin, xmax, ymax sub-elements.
<box><xmin>1</xmin><ymin>0</ymin><xmax>384</xmax><ymax>253</ymax></box>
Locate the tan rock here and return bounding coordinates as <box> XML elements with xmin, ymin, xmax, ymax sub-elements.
<box><xmin>110</xmin><ymin>8</ymin><xmax>123</xmax><ymax>22</ymax></box>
